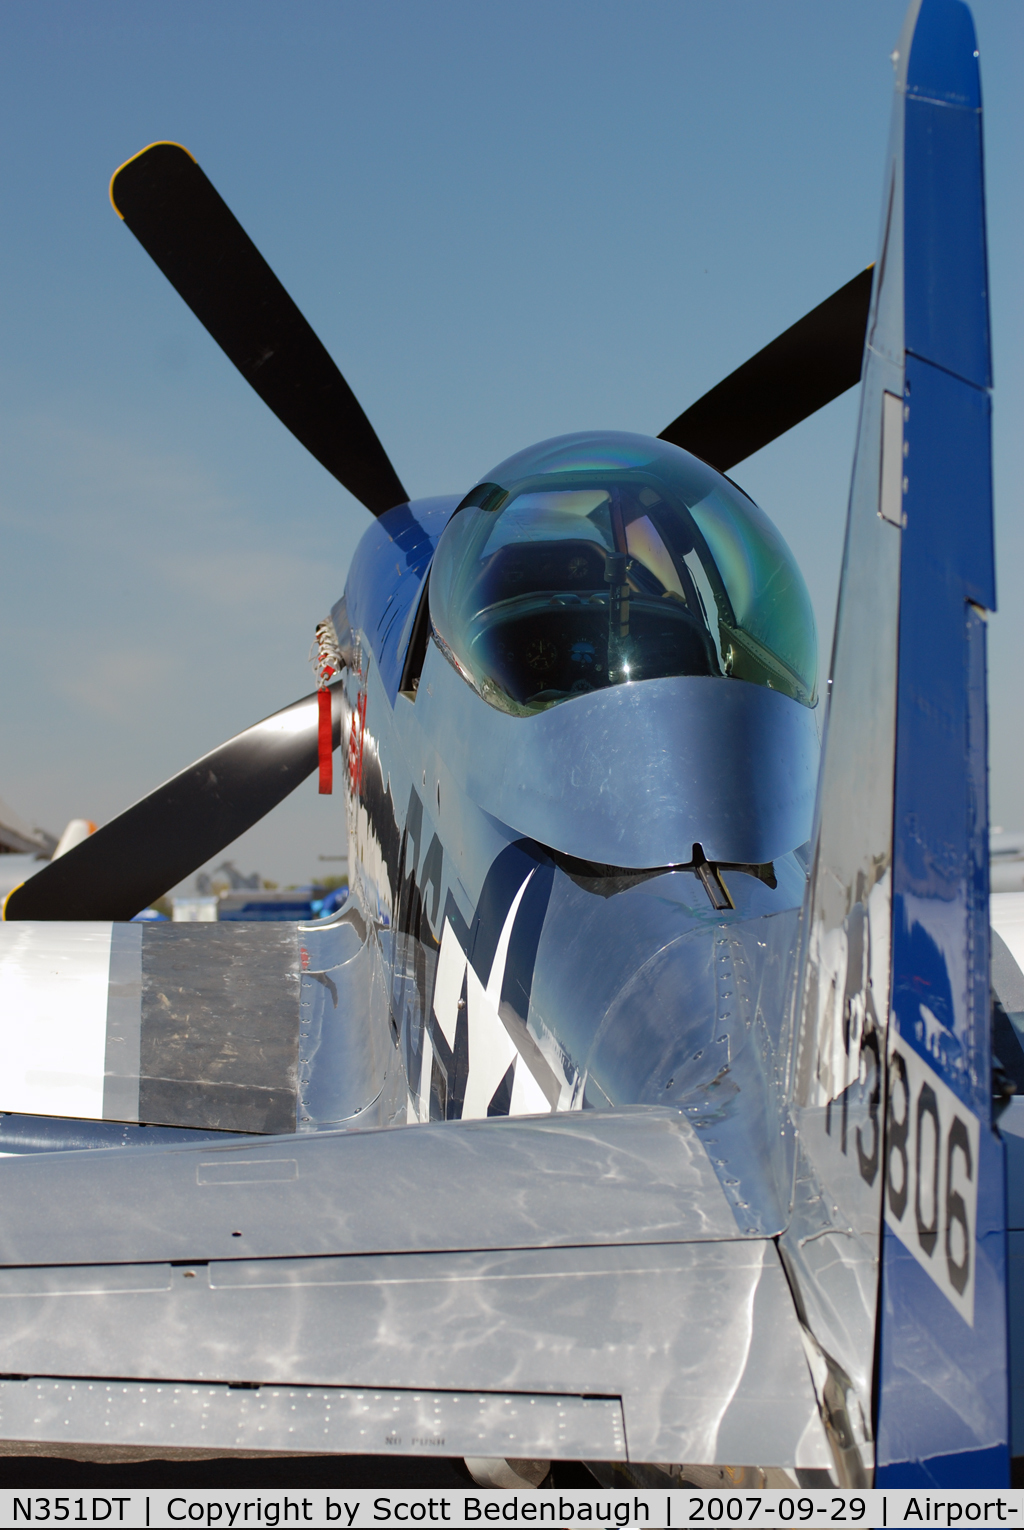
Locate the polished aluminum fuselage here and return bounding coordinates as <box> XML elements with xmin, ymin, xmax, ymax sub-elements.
<box><xmin>311</xmin><ymin>500</ymin><xmax>820</xmax><ymax>1248</ymax></box>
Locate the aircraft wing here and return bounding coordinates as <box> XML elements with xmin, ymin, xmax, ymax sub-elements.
<box><xmin>0</xmin><ymin>921</ymin><xmax>303</xmax><ymax>1136</ymax></box>
<box><xmin>0</xmin><ymin>1108</ymin><xmax>829</xmax><ymax>1471</ymax></box>
<box><xmin>0</xmin><ymin>914</ymin><xmax>830</xmax><ymax>1470</ymax></box>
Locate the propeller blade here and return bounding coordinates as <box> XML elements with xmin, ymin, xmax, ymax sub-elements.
<box><xmin>110</xmin><ymin>142</ymin><xmax>409</xmax><ymax>518</ymax></box>
<box><xmin>2</xmin><ymin>684</ymin><xmax>343</xmax><ymax>922</ymax></box>
<box><xmin>660</xmin><ymin>265</ymin><xmax>874</xmax><ymax>472</ymax></box>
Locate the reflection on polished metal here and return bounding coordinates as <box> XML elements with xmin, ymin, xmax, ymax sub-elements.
<box><xmin>780</xmin><ymin>36</ymin><xmax>909</xmax><ymax>1485</ymax></box>
<box><xmin>0</xmin><ymin>1243</ymin><xmax>828</xmax><ymax>1468</ymax></box>
<box><xmin>0</xmin><ymin>1108</ymin><xmax>748</xmax><ymax>1267</ymax></box>
<box><xmin>297</xmin><ymin>904</ymin><xmax>394</xmax><ymax>1126</ymax></box>
<box><xmin>414</xmin><ymin>644</ymin><xmax>819</xmax><ymax>869</ymax></box>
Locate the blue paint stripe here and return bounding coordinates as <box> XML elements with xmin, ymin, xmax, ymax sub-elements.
<box><xmin>875</xmin><ymin>0</ymin><xmax>1008</xmax><ymax>1486</ymax></box>
<box><xmin>342</xmin><ymin>496</ymin><xmax>459</xmax><ymax>705</ymax></box>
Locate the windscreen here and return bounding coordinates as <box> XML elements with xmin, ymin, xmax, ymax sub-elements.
<box><xmin>429</xmin><ymin>432</ymin><xmax>817</xmax><ymax>716</ymax></box>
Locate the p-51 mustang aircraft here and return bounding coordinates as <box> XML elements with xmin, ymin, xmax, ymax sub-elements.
<box><xmin>0</xmin><ymin>0</ymin><xmax>1016</xmax><ymax>1489</ymax></box>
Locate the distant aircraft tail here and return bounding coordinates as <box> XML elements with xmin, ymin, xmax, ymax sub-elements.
<box><xmin>51</xmin><ymin>817</ymin><xmax>97</xmax><ymax>859</ymax></box>
<box><xmin>785</xmin><ymin>0</ymin><xmax>1005</xmax><ymax>1487</ymax></box>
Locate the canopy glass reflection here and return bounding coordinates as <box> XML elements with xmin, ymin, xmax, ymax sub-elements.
<box><xmin>429</xmin><ymin>432</ymin><xmax>817</xmax><ymax>716</ymax></box>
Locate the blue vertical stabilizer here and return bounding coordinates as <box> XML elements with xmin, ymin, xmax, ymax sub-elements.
<box><xmin>874</xmin><ymin>0</ymin><xmax>1007</xmax><ymax>1486</ymax></box>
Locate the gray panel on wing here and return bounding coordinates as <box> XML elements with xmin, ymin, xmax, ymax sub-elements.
<box><xmin>0</xmin><ymin>1109</ymin><xmax>743</xmax><ymax>1267</ymax></box>
<box><xmin>138</xmin><ymin>923</ymin><xmax>301</xmax><ymax>1133</ymax></box>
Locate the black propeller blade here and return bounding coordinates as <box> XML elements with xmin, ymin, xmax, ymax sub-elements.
<box><xmin>2</xmin><ymin>684</ymin><xmax>342</xmax><ymax>922</ymax></box>
<box><xmin>660</xmin><ymin>265</ymin><xmax>874</xmax><ymax>472</ymax></box>
<box><xmin>110</xmin><ymin>142</ymin><xmax>409</xmax><ymax>518</ymax></box>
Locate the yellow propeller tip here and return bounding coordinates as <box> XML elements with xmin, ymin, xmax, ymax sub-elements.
<box><xmin>109</xmin><ymin>141</ymin><xmax>197</xmax><ymax>220</ymax></box>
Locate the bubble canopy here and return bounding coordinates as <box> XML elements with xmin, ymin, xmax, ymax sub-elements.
<box><xmin>429</xmin><ymin>432</ymin><xmax>817</xmax><ymax>717</ymax></box>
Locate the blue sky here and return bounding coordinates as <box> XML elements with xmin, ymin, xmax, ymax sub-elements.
<box><xmin>1</xmin><ymin>1</ymin><xmax>1021</xmax><ymax>889</ymax></box>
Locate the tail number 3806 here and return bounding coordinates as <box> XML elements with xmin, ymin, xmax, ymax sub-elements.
<box><xmin>884</xmin><ymin>1037</ymin><xmax>980</xmax><ymax>1326</ymax></box>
